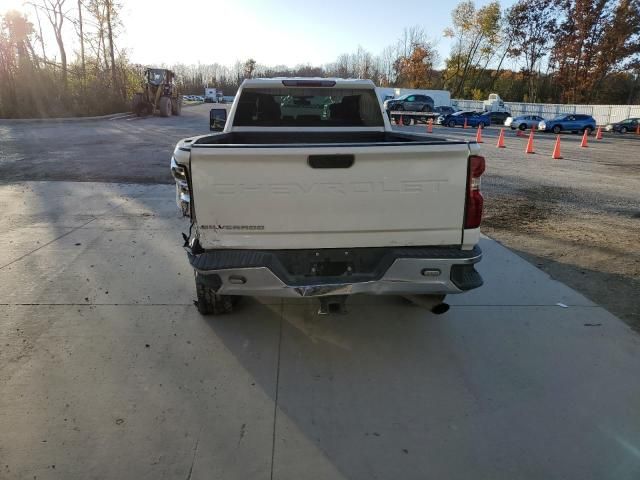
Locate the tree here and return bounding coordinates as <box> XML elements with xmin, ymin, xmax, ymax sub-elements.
<box><xmin>76</xmin><ymin>0</ymin><xmax>86</xmax><ymax>87</ymax></box>
<box><xmin>443</xmin><ymin>1</ymin><xmax>502</xmax><ymax>98</ymax></box>
<box><xmin>105</xmin><ymin>0</ymin><xmax>115</xmax><ymax>89</ymax></box>
<box><xmin>505</xmin><ymin>0</ymin><xmax>557</xmax><ymax>102</ymax></box>
<box><xmin>394</xmin><ymin>44</ymin><xmax>438</xmax><ymax>88</ymax></box>
<box><xmin>243</xmin><ymin>58</ymin><xmax>256</xmax><ymax>79</ymax></box>
<box><xmin>551</xmin><ymin>0</ymin><xmax>640</xmax><ymax>103</ymax></box>
<box><xmin>40</xmin><ymin>0</ymin><xmax>68</xmax><ymax>93</ymax></box>
<box><xmin>591</xmin><ymin>0</ymin><xmax>640</xmax><ymax>99</ymax></box>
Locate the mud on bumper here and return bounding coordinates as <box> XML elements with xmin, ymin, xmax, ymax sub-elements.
<box><xmin>188</xmin><ymin>245</ymin><xmax>482</xmax><ymax>298</ymax></box>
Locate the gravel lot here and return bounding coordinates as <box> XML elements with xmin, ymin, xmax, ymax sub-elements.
<box><xmin>1</xmin><ymin>105</ymin><xmax>638</xmax><ymax>328</ymax></box>
<box><xmin>0</xmin><ymin>105</ymin><xmax>215</xmax><ymax>184</ymax></box>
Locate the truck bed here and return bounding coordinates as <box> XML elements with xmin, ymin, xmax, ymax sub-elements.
<box><xmin>192</xmin><ymin>131</ymin><xmax>460</xmax><ymax>146</ymax></box>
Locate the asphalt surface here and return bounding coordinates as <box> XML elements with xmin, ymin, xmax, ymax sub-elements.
<box><xmin>0</xmin><ymin>105</ymin><xmax>214</xmax><ymax>184</ymax></box>
<box><xmin>1</xmin><ymin>181</ymin><xmax>640</xmax><ymax>480</ymax></box>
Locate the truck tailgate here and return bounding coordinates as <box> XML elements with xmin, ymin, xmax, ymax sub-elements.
<box><xmin>190</xmin><ymin>143</ymin><xmax>470</xmax><ymax>249</ymax></box>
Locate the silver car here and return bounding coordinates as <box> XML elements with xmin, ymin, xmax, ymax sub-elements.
<box><xmin>504</xmin><ymin>115</ymin><xmax>545</xmax><ymax>130</ymax></box>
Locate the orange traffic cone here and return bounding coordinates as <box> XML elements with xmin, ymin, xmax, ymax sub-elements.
<box><xmin>595</xmin><ymin>126</ymin><xmax>602</xmax><ymax>140</ymax></box>
<box><xmin>426</xmin><ymin>118</ymin><xmax>433</xmax><ymax>134</ymax></box>
<box><xmin>580</xmin><ymin>129</ymin><xmax>589</xmax><ymax>148</ymax></box>
<box><xmin>475</xmin><ymin>125</ymin><xmax>483</xmax><ymax>143</ymax></box>
<box><xmin>496</xmin><ymin>128</ymin><xmax>506</xmax><ymax>148</ymax></box>
<box><xmin>525</xmin><ymin>129</ymin><xmax>535</xmax><ymax>154</ymax></box>
<box><xmin>552</xmin><ymin>135</ymin><xmax>562</xmax><ymax>159</ymax></box>
<box><xmin>463</xmin><ymin>118</ymin><xmax>468</xmax><ymax>129</ymax></box>
<box><xmin>636</xmin><ymin>123</ymin><xmax>640</xmax><ymax>135</ymax></box>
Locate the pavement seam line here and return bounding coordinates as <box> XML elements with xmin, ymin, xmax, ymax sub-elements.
<box><xmin>270</xmin><ymin>304</ymin><xmax>284</xmax><ymax>480</ymax></box>
<box><xmin>0</xmin><ymin>194</ymin><xmax>148</xmax><ymax>271</ymax></box>
<box><xmin>0</xmin><ymin>216</ymin><xmax>99</xmax><ymax>271</ymax></box>
<box><xmin>185</xmin><ymin>425</ymin><xmax>203</xmax><ymax>480</ymax></box>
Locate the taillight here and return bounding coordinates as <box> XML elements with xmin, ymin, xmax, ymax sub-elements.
<box><xmin>464</xmin><ymin>155</ymin><xmax>485</xmax><ymax>229</ymax></box>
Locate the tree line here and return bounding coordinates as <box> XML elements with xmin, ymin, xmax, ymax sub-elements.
<box><xmin>2</xmin><ymin>0</ymin><xmax>640</xmax><ymax>118</ymax></box>
<box><xmin>0</xmin><ymin>0</ymin><xmax>146</xmax><ymax>118</ymax></box>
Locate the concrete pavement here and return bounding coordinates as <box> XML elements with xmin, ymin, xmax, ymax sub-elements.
<box><xmin>1</xmin><ymin>182</ymin><xmax>640</xmax><ymax>479</ymax></box>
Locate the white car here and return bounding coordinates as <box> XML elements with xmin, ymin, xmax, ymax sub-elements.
<box><xmin>171</xmin><ymin>78</ymin><xmax>484</xmax><ymax>315</ymax></box>
<box><xmin>504</xmin><ymin>115</ymin><xmax>545</xmax><ymax>130</ymax></box>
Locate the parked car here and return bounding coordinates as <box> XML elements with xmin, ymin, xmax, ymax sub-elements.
<box><xmin>384</xmin><ymin>94</ymin><xmax>434</xmax><ymax>112</ymax></box>
<box><xmin>605</xmin><ymin>117</ymin><xmax>639</xmax><ymax>134</ymax></box>
<box><xmin>171</xmin><ymin>78</ymin><xmax>484</xmax><ymax>315</ymax></box>
<box><xmin>488</xmin><ymin>111</ymin><xmax>511</xmax><ymax>124</ymax></box>
<box><xmin>438</xmin><ymin>111</ymin><xmax>491</xmax><ymax>128</ymax></box>
<box><xmin>538</xmin><ymin>114</ymin><xmax>596</xmax><ymax>134</ymax></box>
<box><xmin>505</xmin><ymin>115</ymin><xmax>545</xmax><ymax>130</ymax></box>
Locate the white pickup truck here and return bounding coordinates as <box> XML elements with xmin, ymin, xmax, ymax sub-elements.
<box><xmin>171</xmin><ymin>78</ymin><xmax>484</xmax><ymax>315</ymax></box>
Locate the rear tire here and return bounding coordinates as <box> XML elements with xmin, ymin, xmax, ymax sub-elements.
<box><xmin>159</xmin><ymin>96</ymin><xmax>172</xmax><ymax>117</ymax></box>
<box><xmin>195</xmin><ymin>273</ymin><xmax>238</xmax><ymax>315</ymax></box>
<box><xmin>172</xmin><ymin>97</ymin><xmax>182</xmax><ymax>116</ymax></box>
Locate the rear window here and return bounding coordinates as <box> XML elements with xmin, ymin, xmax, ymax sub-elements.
<box><xmin>233</xmin><ymin>88</ymin><xmax>384</xmax><ymax>127</ymax></box>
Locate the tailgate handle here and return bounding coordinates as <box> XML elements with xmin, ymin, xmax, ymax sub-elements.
<box><xmin>308</xmin><ymin>154</ymin><xmax>354</xmax><ymax>169</ymax></box>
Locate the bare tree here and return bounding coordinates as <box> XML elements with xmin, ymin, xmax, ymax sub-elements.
<box><xmin>44</xmin><ymin>0</ymin><xmax>68</xmax><ymax>92</ymax></box>
<box><xmin>77</xmin><ymin>0</ymin><xmax>86</xmax><ymax>85</ymax></box>
<box><xmin>30</xmin><ymin>3</ymin><xmax>47</xmax><ymax>61</ymax></box>
<box><xmin>105</xmin><ymin>0</ymin><xmax>116</xmax><ymax>89</ymax></box>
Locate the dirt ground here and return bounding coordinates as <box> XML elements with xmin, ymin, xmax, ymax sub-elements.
<box><xmin>482</xmin><ymin>187</ymin><xmax>640</xmax><ymax>330</ymax></box>
<box><xmin>478</xmin><ymin>130</ymin><xmax>639</xmax><ymax>329</ymax></box>
<box><xmin>401</xmin><ymin>122</ymin><xmax>640</xmax><ymax>329</ymax></box>
<box><xmin>2</xmin><ymin>107</ymin><xmax>638</xmax><ymax>328</ymax></box>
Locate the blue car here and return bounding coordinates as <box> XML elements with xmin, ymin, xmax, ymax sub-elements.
<box><xmin>538</xmin><ymin>114</ymin><xmax>596</xmax><ymax>134</ymax></box>
<box><xmin>438</xmin><ymin>110</ymin><xmax>491</xmax><ymax>128</ymax></box>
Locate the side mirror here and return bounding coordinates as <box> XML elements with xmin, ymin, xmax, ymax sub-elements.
<box><xmin>210</xmin><ymin>108</ymin><xmax>227</xmax><ymax>131</ymax></box>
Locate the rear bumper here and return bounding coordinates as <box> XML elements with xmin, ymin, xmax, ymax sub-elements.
<box><xmin>188</xmin><ymin>245</ymin><xmax>483</xmax><ymax>298</ymax></box>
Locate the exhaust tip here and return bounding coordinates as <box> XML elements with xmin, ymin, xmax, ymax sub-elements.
<box><xmin>431</xmin><ymin>303</ymin><xmax>450</xmax><ymax>315</ymax></box>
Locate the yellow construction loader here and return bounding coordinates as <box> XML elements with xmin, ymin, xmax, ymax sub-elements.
<box><xmin>132</xmin><ymin>68</ymin><xmax>182</xmax><ymax>117</ymax></box>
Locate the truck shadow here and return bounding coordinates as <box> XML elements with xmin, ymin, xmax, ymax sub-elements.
<box><xmin>203</xmin><ymin>296</ymin><xmax>487</xmax><ymax>479</ymax></box>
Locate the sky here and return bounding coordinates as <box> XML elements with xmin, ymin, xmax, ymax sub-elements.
<box><xmin>1</xmin><ymin>0</ymin><xmax>517</xmax><ymax>68</ymax></box>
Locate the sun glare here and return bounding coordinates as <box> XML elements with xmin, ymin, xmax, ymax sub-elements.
<box><xmin>1</xmin><ymin>0</ymin><xmax>27</xmax><ymax>14</ymax></box>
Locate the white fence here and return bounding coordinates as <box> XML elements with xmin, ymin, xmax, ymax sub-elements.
<box><xmin>452</xmin><ymin>99</ymin><xmax>640</xmax><ymax>125</ymax></box>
